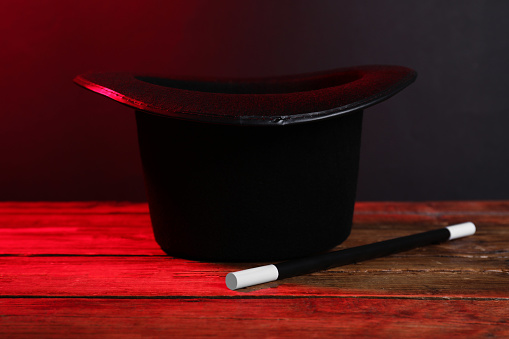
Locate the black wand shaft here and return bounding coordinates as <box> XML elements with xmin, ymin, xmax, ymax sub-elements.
<box><xmin>276</xmin><ymin>228</ymin><xmax>450</xmax><ymax>279</ymax></box>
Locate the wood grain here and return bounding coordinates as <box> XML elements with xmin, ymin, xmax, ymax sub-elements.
<box><xmin>1</xmin><ymin>201</ymin><xmax>508</xmax><ymax>337</ymax></box>
<box><xmin>0</xmin><ymin>202</ymin><xmax>148</xmax><ymax>214</ymax></box>
<box><xmin>0</xmin><ymin>298</ymin><xmax>507</xmax><ymax>338</ymax></box>
<box><xmin>1</xmin><ymin>202</ymin><xmax>507</xmax><ymax>255</ymax></box>
<box><xmin>0</xmin><ymin>213</ymin><xmax>163</xmax><ymax>255</ymax></box>
<box><xmin>0</xmin><ymin>255</ymin><xmax>507</xmax><ymax>298</ymax></box>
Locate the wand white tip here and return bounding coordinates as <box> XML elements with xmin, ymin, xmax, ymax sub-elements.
<box><xmin>226</xmin><ymin>264</ymin><xmax>279</xmax><ymax>290</ymax></box>
<box><xmin>446</xmin><ymin>222</ymin><xmax>476</xmax><ymax>240</ymax></box>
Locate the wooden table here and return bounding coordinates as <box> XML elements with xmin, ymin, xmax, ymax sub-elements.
<box><xmin>0</xmin><ymin>201</ymin><xmax>508</xmax><ymax>338</ymax></box>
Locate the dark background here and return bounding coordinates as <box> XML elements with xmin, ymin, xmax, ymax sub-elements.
<box><xmin>2</xmin><ymin>0</ymin><xmax>508</xmax><ymax>201</ymax></box>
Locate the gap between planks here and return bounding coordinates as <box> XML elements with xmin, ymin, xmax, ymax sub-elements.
<box><xmin>1</xmin><ymin>295</ymin><xmax>509</xmax><ymax>301</ymax></box>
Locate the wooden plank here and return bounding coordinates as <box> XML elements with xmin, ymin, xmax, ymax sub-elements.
<box><xmin>0</xmin><ymin>298</ymin><xmax>507</xmax><ymax>338</ymax></box>
<box><xmin>0</xmin><ymin>213</ymin><xmax>164</xmax><ymax>255</ymax></box>
<box><xmin>1</xmin><ymin>206</ymin><xmax>506</xmax><ymax>255</ymax></box>
<box><xmin>353</xmin><ymin>201</ymin><xmax>509</xmax><ymax>225</ymax></box>
<box><xmin>1</xmin><ymin>255</ymin><xmax>507</xmax><ymax>298</ymax></box>
<box><xmin>2</xmin><ymin>201</ymin><xmax>507</xmax><ymax>215</ymax></box>
<box><xmin>356</xmin><ymin>201</ymin><xmax>509</xmax><ymax>213</ymax></box>
<box><xmin>0</xmin><ymin>202</ymin><xmax>148</xmax><ymax>214</ymax></box>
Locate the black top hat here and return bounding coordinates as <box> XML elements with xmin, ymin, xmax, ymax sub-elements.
<box><xmin>75</xmin><ymin>65</ymin><xmax>416</xmax><ymax>262</ymax></box>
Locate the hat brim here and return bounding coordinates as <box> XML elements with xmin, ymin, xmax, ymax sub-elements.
<box><xmin>74</xmin><ymin>65</ymin><xmax>416</xmax><ymax>126</ymax></box>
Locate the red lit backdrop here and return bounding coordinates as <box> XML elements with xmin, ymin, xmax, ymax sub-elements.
<box><xmin>1</xmin><ymin>1</ymin><xmax>508</xmax><ymax>201</ymax></box>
